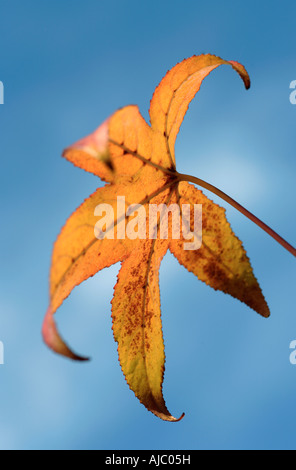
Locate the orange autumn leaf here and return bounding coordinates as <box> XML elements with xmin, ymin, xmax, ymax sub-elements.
<box><xmin>43</xmin><ymin>54</ymin><xmax>275</xmax><ymax>422</ymax></box>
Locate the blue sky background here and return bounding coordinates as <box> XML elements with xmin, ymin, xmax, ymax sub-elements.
<box><xmin>0</xmin><ymin>0</ymin><xmax>295</xmax><ymax>450</ymax></box>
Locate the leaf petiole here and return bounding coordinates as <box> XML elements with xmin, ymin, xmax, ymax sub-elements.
<box><xmin>177</xmin><ymin>172</ymin><xmax>296</xmax><ymax>257</ymax></box>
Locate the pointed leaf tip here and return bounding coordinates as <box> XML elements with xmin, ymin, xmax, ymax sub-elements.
<box><xmin>177</xmin><ymin>412</ymin><xmax>185</xmax><ymax>422</ymax></box>
<box><xmin>228</xmin><ymin>60</ymin><xmax>251</xmax><ymax>89</ymax></box>
<box><xmin>166</xmin><ymin>412</ymin><xmax>185</xmax><ymax>423</ymax></box>
<box><xmin>150</xmin><ymin>409</ymin><xmax>185</xmax><ymax>422</ymax></box>
<box><xmin>42</xmin><ymin>307</ymin><xmax>89</xmax><ymax>362</ymax></box>
<box><xmin>62</xmin><ymin>117</ymin><xmax>114</xmax><ymax>181</ymax></box>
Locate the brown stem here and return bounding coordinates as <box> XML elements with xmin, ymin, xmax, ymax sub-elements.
<box><xmin>177</xmin><ymin>172</ymin><xmax>296</xmax><ymax>257</ymax></box>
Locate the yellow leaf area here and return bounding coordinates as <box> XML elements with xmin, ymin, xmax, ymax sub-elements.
<box><xmin>43</xmin><ymin>54</ymin><xmax>268</xmax><ymax>422</ymax></box>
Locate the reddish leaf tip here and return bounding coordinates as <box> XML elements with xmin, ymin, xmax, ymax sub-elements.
<box><xmin>152</xmin><ymin>411</ymin><xmax>185</xmax><ymax>422</ymax></box>
<box><xmin>42</xmin><ymin>307</ymin><xmax>90</xmax><ymax>362</ymax></box>
<box><xmin>175</xmin><ymin>412</ymin><xmax>185</xmax><ymax>422</ymax></box>
<box><xmin>228</xmin><ymin>60</ymin><xmax>251</xmax><ymax>89</ymax></box>
<box><xmin>65</xmin><ymin>117</ymin><xmax>110</xmax><ymax>155</ymax></box>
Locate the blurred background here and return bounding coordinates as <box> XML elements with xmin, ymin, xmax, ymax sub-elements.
<box><xmin>0</xmin><ymin>0</ymin><xmax>295</xmax><ymax>450</ymax></box>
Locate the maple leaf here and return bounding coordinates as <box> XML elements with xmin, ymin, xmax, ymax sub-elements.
<box><xmin>43</xmin><ymin>54</ymin><xmax>296</xmax><ymax>422</ymax></box>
